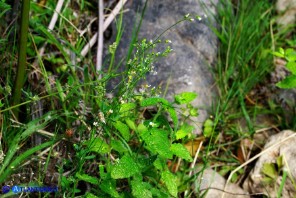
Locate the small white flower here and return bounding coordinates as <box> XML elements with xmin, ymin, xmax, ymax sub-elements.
<box><xmin>98</xmin><ymin>112</ymin><xmax>106</xmax><ymax>124</ymax></box>
<box><xmin>93</xmin><ymin>122</ymin><xmax>98</xmax><ymax>126</ymax></box>
<box><xmin>108</xmin><ymin>109</ymin><xmax>113</xmax><ymax>114</ymax></box>
<box><xmin>149</xmin><ymin>122</ymin><xmax>156</xmax><ymax>127</ymax></box>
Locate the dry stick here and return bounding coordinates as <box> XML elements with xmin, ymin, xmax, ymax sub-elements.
<box><xmin>184</xmin><ymin>141</ymin><xmax>203</xmax><ymax>197</ymax></box>
<box><xmin>80</xmin><ymin>0</ymin><xmax>128</xmax><ymax>58</ymax></box>
<box><xmin>222</xmin><ymin>132</ymin><xmax>296</xmax><ymax>198</ymax></box>
<box><xmin>96</xmin><ymin>0</ymin><xmax>104</xmax><ymax>72</ymax></box>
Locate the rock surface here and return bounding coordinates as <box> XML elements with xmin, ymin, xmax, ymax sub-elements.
<box><xmin>194</xmin><ymin>168</ymin><xmax>250</xmax><ymax>198</ymax></box>
<box><xmin>105</xmin><ymin>0</ymin><xmax>218</xmax><ymax>133</ymax></box>
<box><xmin>276</xmin><ymin>0</ymin><xmax>296</xmax><ymax>26</ymax></box>
<box><xmin>243</xmin><ymin>130</ymin><xmax>296</xmax><ymax>198</ymax></box>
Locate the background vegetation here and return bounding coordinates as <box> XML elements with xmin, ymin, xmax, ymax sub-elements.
<box><xmin>0</xmin><ymin>0</ymin><xmax>295</xmax><ymax>197</ymax></box>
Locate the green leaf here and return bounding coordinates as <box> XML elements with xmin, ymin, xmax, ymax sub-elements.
<box><xmin>75</xmin><ymin>173</ymin><xmax>99</xmax><ymax>185</ymax></box>
<box><xmin>111</xmin><ymin>155</ymin><xmax>140</xmax><ymax>179</ymax></box>
<box><xmin>126</xmin><ymin>119</ymin><xmax>137</xmax><ymax>131</ymax></box>
<box><xmin>204</xmin><ymin>119</ymin><xmax>214</xmax><ymax>127</ymax></box>
<box><xmin>113</xmin><ymin>121</ymin><xmax>130</xmax><ymax>141</ymax></box>
<box><xmin>161</xmin><ymin>170</ymin><xmax>178</xmax><ymax>197</ymax></box>
<box><xmin>111</xmin><ymin>139</ymin><xmax>128</xmax><ymax>153</ymax></box>
<box><xmin>85</xmin><ymin>192</ymin><xmax>99</xmax><ymax>198</ymax></box>
<box><xmin>189</xmin><ymin>107</ymin><xmax>199</xmax><ymax>117</ymax></box>
<box><xmin>167</xmin><ymin>107</ymin><xmax>178</xmax><ymax>130</ymax></box>
<box><xmin>170</xmin><ymin>143</ymin><xmax>193</xmax><ymax>162</ymax></box>
<box><xmin>119</xmin><ymin>103</ymin><xmax>136</xmax><ymax>113</ymax></box>
<box><xmin>277</xmin><ymin>156</ymin><xmax>284</xmax><ymax>169</ymax></box>
<box><xmin>99</xmin><ymin>179</ymin><xmax>119</xmax><ymax>197</ymax></box>
<box><xmin>56</xmin><ymin>80</ymin><xmax>65</xmax><ymax>102</ymax></box>
<box><xmin>203</xmin><ymin>126</ymin><xmax>214</xmax><ymax>137</ymax></box>
<box><xmin>99</xmin><ymin>165</ymin><xmax>107</xmax><ymax>180</ymax></box>
<box><xmin>176</xmin><ymin>124</ymin><xmax>194</xmax><ymax>140</ymax></box>
<box><xmin>174</xmin><ymin>92</ymin><xmax>197</xmax><ymax>104</ymax></box>
<box><xmin>271</xmin><ymin>51</ymin><xmax>285</xmax><ymax>58</ymax></box>
<box><xmin>262</xmin><ymin>176</ymin><xmax>274</xmax><ymax>184</ymax></box>
<box><xmin>87</xmin><ymin>138</ymin><xmax>110</xmax><ymax>154</ymax></box>
<box><xmin>137</xmin><ymin>155</ymin><xmax>157</xmax><ymax>171</ymax></box>
<box><xmin>276</xmin><ymin>75</ymin><xmax>296</xmax><ymax>89</ymax></box>
<box><xmin>143</xmin><ymin>129</ymin><xmax>173</xmax><ymax>159</ymax></box>
<box><xmin>285</xmin><ymin>48</ymin><xmax>296</xmax><ymax>61</ymax></box>
<box><xmin>262</xmin><ymin>163</ymin><xmax>277</xmax><ymax>179</ymax></box>
<box><xmin>131</xmin><ymin>179</ymin><xmax>153</xmax><ymax>198</ymax></box>
<box><xmin>137</xmin><ymin>123</ymin><xmax>148</xmax><ymax>134</ymax></box>
<box><xmin>141</xmin><ymin>97</ymin><xmax>169</xmax><ymax>107</ymax></box>
<box><xmin>279</xmin><ymin>48</ymin><xmax>285</xmax><ymax>55</ymax></box>
<box><xmin>286</xmin><ymin>61</ymin><xmax>296</xmax><ymax>75</ymax></box>
<box><xmin>153</xmin><ymin>157</ymin><xmax>166</xmax><ymax>171</ymax></box>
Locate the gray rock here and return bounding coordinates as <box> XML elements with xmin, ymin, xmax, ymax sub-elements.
<box><xmin>194</xmin><ymin>168</ymin><xmax>250</xmax><ymax>198</ymax></box>
<box><xmin>243</xmin><ymin>130</ymin><xmax>296</xmax><ymax>198</ymax></box>
<box><xmin>105</xmin><ymin>0</ymin><xmax>218</xmax><ymax>133</ymax></box>
<box><xmin>276</xmin><ymin>0</ymin><xmax>296</xmax><ymax>26</ymax></box>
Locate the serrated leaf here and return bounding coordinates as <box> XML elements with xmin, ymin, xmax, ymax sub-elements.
<box><xmin>153</xmin><ymin>157</ymin><xmax>166</xmax><ymax>170</ymax></box>
<box><xmin>170</xmin><ymin>143</ymin><xmax>193</xmax><ymax>162</ymax></box>
<box><xmin>113</xmin><ymin>121</ymin><xmax>130</xmax><ymax>141</ymax></box>
<box><xmin>262</xmin><ymin>163</ymin><xmax>277</xmax><ymax>179</ymax></box>
<box><xmin>176</xmin><ymin>124</ymin><xmax>194</xmax><ymax>140</ymax></box>
<box><xmin>167</xmin><ymin>107</ymin><xmax>178</xmax><ymax>130</ymax></box>
<box><xmin>174</xmin><ymin>92</ymin><xmax>197</xmax><ymax>104</ymax></box>
<box><xmin>161</xmin><ymin>171</ymin><xmax>178</xmax><ymax>197</ymax></box>
<box><xmin>119</xmin><ymin>103</ymin><xmax>136</xmax><ymax>113</ymax></box>
<box><xmin>137</xmin><ymin>155</ymin><xmax>157</xmax><ymax>171</ymax></box>
<box><xmin>111</xmin><ymin>139</ymin><xmax>128</xmax><ymax>153</ymax></box>
<box><xmin>75</xmin><ymin>173</ymin><xmax>99</xmax><ymax>185</ymax></box>
<box><xmin>111</xmin><ymin>155</ymin><xmax>140</xmax><ymax>179</ymax></box>
<box><xmin>286</xmin><ymin>61</ymin><xmax>296</xmax><ymax>75</ymax></box>
<box><xmin>143</xmin><ymin>129</ymin><xmax>173</xmax><ymax>159</ymax></box>
<box><xmin>126</xmin><ymin>119</ymin><xmax>137</xmax><ymax>131</ymax></box>
<box><xmin>99</xmin><ymin>179</ymin><xmax>119</xmax><ymax>197</ymax></box>
<box><xmin>137</xmin><ymin>123</ymin><xmax>148</xmax><ymax>134</ymax></box>
<box><xmin>87</xmin><ymin>138</ymin><xmax>110</xmax><ymax>154</ymax></box>
<box><xmin>99</xmin><ymin>165</ymin><xmax>107</xmax><ymax>180</ymax></box>
<box><xmin>131</xmin><ymin>179</ymin><xmax>152</xmax><ymax>198</ymax></box>
<box><xmin>276</xmin><ymin>75</ymin><xmax>296</xmax><ymax>89</ymax></box>
<box><xmin>141</xmin><ymin>97</ymin><xmax>169</xmax><ymax>107</ymax></box>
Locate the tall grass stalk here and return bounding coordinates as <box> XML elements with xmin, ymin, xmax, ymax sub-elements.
<box><xmin>11</xmin><ymin>0</ymin><xmax>31</xmax><ymax>119</ymax></box>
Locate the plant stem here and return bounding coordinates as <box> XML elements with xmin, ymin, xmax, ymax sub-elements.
<box><xmin>11</xmin><ymin>0</ymin><xmax>30</xmax><ymax>119</ymax></box>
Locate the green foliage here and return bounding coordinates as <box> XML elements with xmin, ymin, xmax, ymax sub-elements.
<box><xmin>261</xmin><ymin>155</ymin><xmax>284</xmax><ymax>185</ymax></box>
<box><xmin>273</xmin><ymin>48</ymin><xmax>296</xmax><ymax>89</ymax></box>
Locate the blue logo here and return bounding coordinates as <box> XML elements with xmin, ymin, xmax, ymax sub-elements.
<box><xmin>2</xmin><ymin>185</ymin><xmax>10</xmax><ymax>194</ymax></box>
<box><xmin>11</xmin><ymin>186</ymin><xmax>21</xmax><ymax>193</ymax></box>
